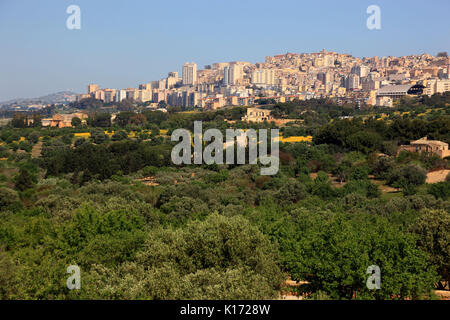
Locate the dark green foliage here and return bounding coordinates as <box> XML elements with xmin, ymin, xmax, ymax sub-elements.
<box><xmin>160</xmin><ymin>196</ymin><xmax>209</xmax><ymax>226</ymax></box>
<box><xmin>342</xmin><ymin>180</ymin><xmax>381</xmax><ymax>198</ymax></box>
<box><xmin>18</xmin><ymin>141</ymin><xmax>32</xmax><ymax>152</ymax></box>
<box><xmin>90</xmin><ymin>130</ymin><xmax>108</xmax><ymax>144</ymax></box>
<box><xmin>371</xmin><ymin>156</ymin><xmax>396</xmax><ymax>180</ymax></box>
<box><xmin>410</xmin><ymin>210</ymin><xmax>450</xmax><ymax>288</ymax></box>
<box><xmin>205</xmin><ymin>169</ymin><xmax>229</xmax><ymax>184</ymax></box>
<box><xmin>387</xmin><ymin>164</ymin><xmax>427</xmax><ymax>188</ymax></box>
<box><xmin>111</xmin><ymin>130</ymin><xmax>128</xmax><ymax>141</ymax></box>
<box><xmin>274</xmin><ymin>179</ymin><xmax>307</xmax><ymax>205</ymax></box>
<box><xmin>275</xmin><ymin>210</ymin><xmax>438</xmax><ymax>299</ymax></box>
<box><xmin>74</xmin><ymin>138</ymin><xmax>86</xmax><ymax>148</ymax></box>
<box><xmin>14</xmin><ymin>168</ymin><xmax>36</xmax><ymax>191</ymax></box>
<box><xmin>0</xmin><ymin>100</ymin><xmax>448</xmax><ymax>300</ymax></box>
<box><xmin>27</xmin><ymin>131</ymin><xmax>40</xmax><ymax>144</ymax></box>
<box><xmin>349</xmin><ymin>165</ymin><xmax>370</xmax><ymax>181</ymax></box>
<box><xmin>427</xmin><ymin>182</ymin><xmax>450</xmax><ymax>200</ymax></box>
<box><xmin>42</xmin><ymin>140</ymin><xmax>172</xmax><ymax>181</ymax></box>
<box><xmin>85</xmin><ymin>213</ymin><xmax>284</xmax><ymax>300</ymax></box>
<box><xmin>401</xmin><ymin>165</ymin><xmax>428</xmax><ymax>185</ymax></box>
<box><xmin>114</xmin><ymin>111</ymin><xmax>136</xmax><ymax>127</ymax></box>
<box><xmin>0</xmin><ymin>188</ymin><xmax>21</xmax><ymax>210</ymax></box>
<box><xmin>71</xmin><ymin>117</ymin><xmax>82</xmax><ymax>128</ymax></box>
<box><xmin>61</xmin><ymin>134</ymin><xmax>73</xmax><ymax>145</ymax></box>
<box><xmin>87</xmin><ymin>113</ymin><xmax>111</xmax><ymax>127</ymax></box>
<box><xmin>310</xmin><ymin>171</ymin><xmax>337</xmax><ymax>199</ymax></box>
<box><xmin>346</xmin><ymin>131</ymin><xmax>382</xmax><ymax>154</ymax></box>
<box><xmin>142</xmin><ymin>110</ymin><xmax>169</xmax><ymax>126</ymax></box>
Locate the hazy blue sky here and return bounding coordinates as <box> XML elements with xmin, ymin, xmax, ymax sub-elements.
<box><xmin>0</xmin><ymin>0</ymin><xmax>449</xmax><ymax>101</ymax></box>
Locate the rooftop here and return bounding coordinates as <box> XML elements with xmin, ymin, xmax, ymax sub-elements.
<box><xmin>377</xmin><ymin>84</ymin><xmax>413</xmax><ymax>94</ymax></box>
<box><xmin>411</xmin><ymin>137</ymin><xmax>448</xmax><ymax>147</ymax></box>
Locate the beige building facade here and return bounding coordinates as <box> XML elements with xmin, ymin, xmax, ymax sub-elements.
<box><xmin>242</xmin><ymin>107</ymin><xmax>273</xmax><ymax>123</ymax></box>
<box><xmin>398</xmin><ymin>137</ymin><xmax>450</xmax><ymax>159</ymax></box>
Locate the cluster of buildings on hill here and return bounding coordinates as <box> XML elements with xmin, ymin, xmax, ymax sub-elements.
<box><xmin>78</xmin><ymin>50</ymin><xmax>450</xmax><ymax>109</ymax></box>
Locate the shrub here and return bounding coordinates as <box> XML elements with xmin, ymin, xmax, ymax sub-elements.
<box><xmin>111</xmin><ymin>131</ymin><xmax>128</xmax><ymax>141</ymax></box>
<box><xmin>274</xmin><ymin>179</ymin><xmax>307</xmax><ymax>205</ymax></box>
<box><xmin>0</xmin><ymin>187</ymin><xmax>21</xmax><ymax>209</ymax></box>
<box><xmin>74</xmin><ymin>138</ymin><xmax>86</xmax><ymax>148</ymax></box>
<box><xmin>428</xmin><ymin>182</ymin><xmax>450</xmax><ymax>200</ymax></box>
<box><xmin>410</xmin><ymin>210</ymin><xmax>450</xmax><ymax>287</ymax></box>
<box><xmin>387</xmin><ymin>164</ymin><xmax>427</xmax><ymax>187</ymax></box>
<box><xmin>27</xmin><ymin>131</ymin><xmax>40</xmax><ymax>144</ymax></box>
<box><xmin>14</xmin><ymin>168</ymin><xmax>37</xmax><ymax>191</ymax></box>
<box><xmin>401</xmin><ymin>164</ymin><xmax>427</xmax><ymax>186</ymax></box>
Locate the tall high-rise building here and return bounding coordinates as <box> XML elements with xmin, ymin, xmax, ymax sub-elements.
<box><xmin>126</xmin><ymin>88</ymin><xmax>138</xmax><ymax>101</ymax></box>
<box><xmin>345</xmin><ymin>74</ymin><xmax>360</xmax><ymax>90</ymax></box>
<box><xmin>229</xmin><ymin>64</ymin><xmax>243</xmax><ymax>85</ymax></box>
<box><xmin>251</xmin><ymin>69</ymin><xmax>275</xmax><ymax>86</ymax></box>
<box><xmin>137</xmin><ymin>89</ymin><xmax>152</xmax><ymax>103</ymax></box>
<box><xmin>223</xmin><ymin>64</ymin><xmax>243</xmax><ymax>86</ymax></box>
<box><xmin>223</xmin><ymin>66</ymin><xmax>230</xmax><ymax>86</ymax></box>
<box><xmin>317</xmin><ymin>72</ymin><xmax>332</xmax><ymax>85</ymax></box>
<box><xmin>182</xmin><ymin>62</ymin><xmax>197</xmax><ymax>86</ymax></box>
<box><xmin>104</xmin><ymin>89</ymin><xmax>117</xmax><ymax>103</ymax></box>
<box><xmin>351</xmin><ymin>65</ymin><xmax>370</xmax><ymax>78</ymax></box>
<box><xmin>167</xmin><ymin>72</ymin><xmax>181</xmax><ymax>89</ymax></box>
<box><xmin>115</xmin><ymin>89</ymin><xmax>127</xmax><ymax>102</ymax></box>
<box><xmin>93</xmin><ymin>90</ymin><xmax>105</xmax><ymax>101</ymax></box>
<box><xmin>87</xmin><ymin>84</ymin><xmax>99</xmax><ymax>94</ymax></box>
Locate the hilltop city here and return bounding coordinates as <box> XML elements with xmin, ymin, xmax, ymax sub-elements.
<box><xmin>78</xmin><ymin>49</ymin><xmax>450</xmax><ymax>110</ymax></box>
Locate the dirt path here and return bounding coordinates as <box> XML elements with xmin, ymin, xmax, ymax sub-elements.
<box><xmin>426</xmin><ymin>170</ymin><xmax>450</xmax><ymax>184</ymax></box>
<box><xmin>31</xmin><ymin>141</ymin><xmax>43</xmax><ymax>158</ymax></box>
<box><xmin>435</xmin><ymin>290</ymin><xmax>450</xmax><ymax>300</ymax></box>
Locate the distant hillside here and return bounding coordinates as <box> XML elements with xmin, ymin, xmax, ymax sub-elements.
<box><xmin>0</xmin><ymin>91</ymin><xmax>78</xmax><ymax>108</ymax></box>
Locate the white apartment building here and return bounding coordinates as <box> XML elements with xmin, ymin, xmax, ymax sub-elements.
<box><xmin>137</xmin><ymin>89</ymin><xmax>152</xmax><ymax>103</ymax></box>
<box><xmin>345</xmin><ymin>74</ymin><xmax>360</xmax><ymax>90</ymax></box>
<box><xmin>182</xmin><ymin>62</ymin><xmax>197</xmax><ymax>86</ymax></box>
<box><xmin>351</xmin><ymin>65</ymin><xmax>370</xmax><ymax>78</ymax></box>
<box><xmin>223</xmin><ymin>64</ymin><xmax>244</xmax><ymax>86</ymax></box>
<box><xmin>104</xmin><ymin>89</ymin><xmax>117</xmax><ymax>103</ymax></box>
<box><xmin>115</xmin><ymin>89</ymin><xmax>127</xmax><ymax>102</ymax></box>
<box><xmin>423</xmin><ymin>79</ymin><xmax>450</xmax><ymax>96</ymax></box>
<box><xmin>251</xmin><ymin>69</ymin><xmax>275</xmax><ymax>86</ymax></box>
